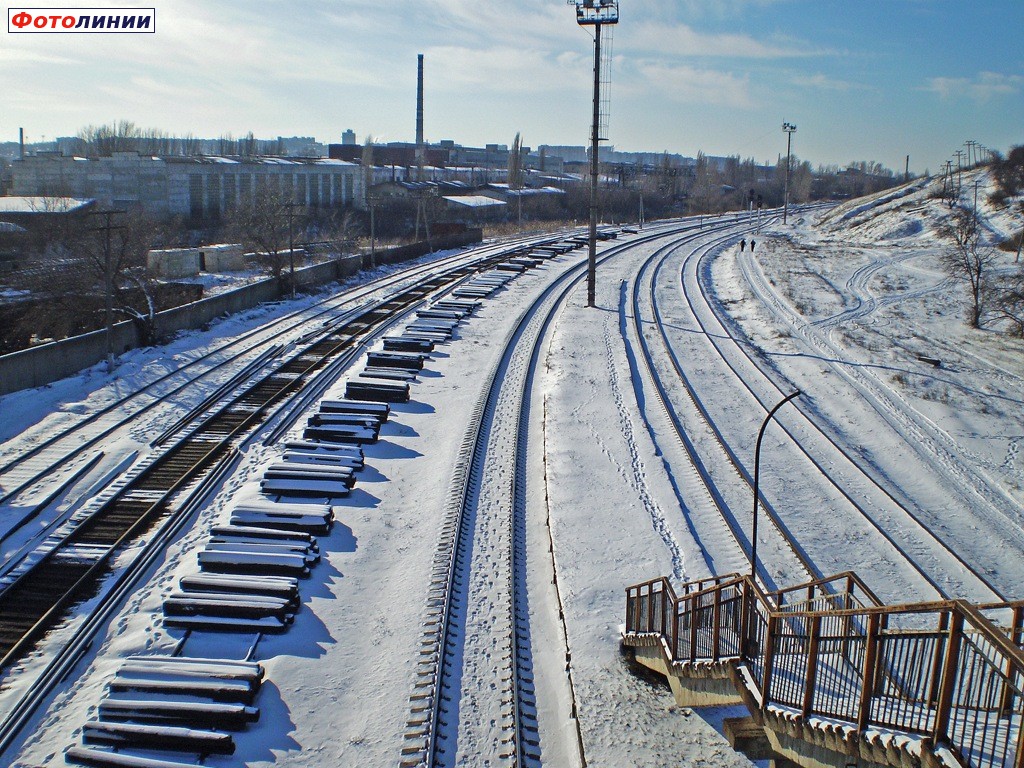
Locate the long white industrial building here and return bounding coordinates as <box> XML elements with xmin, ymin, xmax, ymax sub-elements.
<box><xmin>10</xmin><ymin>151</ymin><xmax>363</xmax><ymax>218</ymax></box>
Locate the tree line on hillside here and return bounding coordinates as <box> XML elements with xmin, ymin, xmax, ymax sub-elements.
<box><xmin>940</xmin><ymin>145</ymin><xmax>1024</xmax><ymax>336</ymax></box>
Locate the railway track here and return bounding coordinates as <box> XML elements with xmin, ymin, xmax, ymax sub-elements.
<box><xmin>0</xmin><ymin>242</ymin><xmax>576</xmax><ymax>756</ymax></box>
<box><xmin>622</xmin><ymin>220</ymin><xmax>1006</xmax><ymax>605</ymax></box>
<box><xmin>624</xmin><ymin>224</ymin><xmax>820</xmax><ymax>593</ymax></box>
<box><xmin>681</xmin><ymin>236</ymin><xmax>1009</xmax><ymax>602</ymax></box>
<box><xmin>400</xmin><ymin>221</ymin><xmax>715</xmax><ymax>767</ymax></box>
<box><xmin>712</xmin><ymin>244</ymin><xmax>1022</xmax><ymax>595</ymax></box>
<box><xmin>0</xmin><ymin>234</ymin><xmax>568</xmax><ymax>519</ymax></box>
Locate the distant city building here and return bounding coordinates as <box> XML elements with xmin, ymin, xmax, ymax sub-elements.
<box><xmin>538</xmin><ymin>144</ymin><xmax>699</xmax><ymax>169</ymax></box>
<box><xmin>276</xmin><ymin>136</ymin><xmax>325</xmax><ymax>157</ymax></box>
<box><xmin>329</xmin><ymin>142</ymin><xmax>449</xmax><ymax>168</ymax></box>
<box><xmin>11</xmin><ymin>152</ymin><xmax>362</xmax><ymax>218</ymax></box>
<box><xmin>341</xmin><ymin>129</ymin><xmax>357</xmax><ymax>146</ymax></box>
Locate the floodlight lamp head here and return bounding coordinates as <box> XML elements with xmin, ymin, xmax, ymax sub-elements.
<box><xmin>574</xmin><ymin>0</ymin><xmax>619</xmax><ymax>25</ymax></box>
<box><xmin>782</xmin><ymin>122</ymin><xmax>797</xmax><ymax>132</ymax></box>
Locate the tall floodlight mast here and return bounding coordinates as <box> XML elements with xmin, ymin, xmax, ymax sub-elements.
<box><xmin>572</xmin><ymin>0</ymin><xmax>619</xmax><ymax>307</ymax></box>
<box><xmin>782</xmin><ymin>121</ymin><xmax>797</xmax><ymax>224</ymax></box>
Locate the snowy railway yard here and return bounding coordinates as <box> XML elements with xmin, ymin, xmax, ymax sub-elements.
<box><xmin>0</xmin><ymin>171</ymin><xmax>1022</xmax><ymax>768</ymax></box>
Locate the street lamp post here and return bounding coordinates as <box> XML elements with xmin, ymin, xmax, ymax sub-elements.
<box><xmin>782</xmin><ymin>122</ymin><xmax>796</xmax><ymax>224</ymax></box>
<box><xmin>750</xmin><ymin>390</ymin><xmax>801</xmax><ymax>582</ymax></box>
<box><xmin>573</xmin><ymin>0</ymin><xmax>619</xmax><ymax>308</ymax></box>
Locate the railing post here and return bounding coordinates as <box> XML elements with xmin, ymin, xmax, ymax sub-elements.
<box><xmin>712</xmin><ymin>586</ymin><xmax>722</xmax><ymax>660</ymax></box>
<box><xmin>740</xmin><ymin>580</ymin><xmax>751</xmax><ymax>661</ymax></box>
<box><xmin>857</xmin><ymin>612</ymin><xmax>881</xmax><ymax>732</ymax></box>
<box><xmin>662</xmin><ymin>583</ymin><xmax>671</xmax><ymax>637</ymax></box>
<box><xmin>672</xmin><ymin>597</ymin><xmax>681</xmax><ymax>663</ymax></box>
<box><xmin>932</xmin><ymin>609</ymin><xmax>965</xmax><ymax>749</ymax></box>
<box><xmin>689</xmin><ymin>597</ymin><xmax>699</xmax><ymax>663</ymax></box>
<box><xmin>762</xmin><ymin>613</ymin><xmax>778</xmax><ymax>707</ymax></box>
<box><xmin>802</xmin><ymin>615</ymin><xmax>822</xmax><ymax>718</ymax></box>
<box><xmin>647</xmin><ymin>587</ymin><xmax>655</xmax><ymax>633</ymax></box>
<box><xmin>999</xmin><ymin>606</ymin><xmax>1024</xmax><ymax>720</ymax></box>
<box><xmin>928</xmin><ymin>611</ymin><xmax>951</xmax><ymax>707</ymax></box>
<box><xmin>625</xmin><ymin>588</ymin><xmax>633</xmax><ymax>633</ymax></box>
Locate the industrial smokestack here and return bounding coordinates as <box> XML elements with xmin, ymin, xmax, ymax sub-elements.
<box><xmin>416</xmin><ymin>54</ymin><xmax>424</xmax><ymax>171</ymax></box>
<box><xmin>19</xmin><ymin>128</ymin><xmax>24</xmax><ymax>159</ymax></box>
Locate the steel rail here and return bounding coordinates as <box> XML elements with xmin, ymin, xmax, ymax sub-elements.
<box><xmin>680</xmin><ymin>238</ymin><xmax>1007</xmax><ymax>602</ymax></box>
<box><xmin>642</xmin><ymin>229</ymin><xmax>966</xmax><ymax>599</ymax></box>
<box><xmin>0</xmin><ymin>233</ymin><xmax>569</xmax><ymax>509</ymax></box>
<box><xmin>0</xmin><ymin>243</ymin><xmax>571</xmax><ymax>762</ymax></box>
<box><xmin>0</xmin><ymin>249</ymin><xmax>529</xmax><ymax>680</ymax></box>
<box><xmin>0</xmin><ymin>449</ymin><xmax>243</xmax><ymax>757</ymax></box>
<box><xmin>407</xmin><ymin>218</ymin><xmax>745</xmax><ymax>767</ymax></box>
<box><xmin>627</xmin><ymin>225</ymin><xmax>822</xmax><ymax>590</ymax></box>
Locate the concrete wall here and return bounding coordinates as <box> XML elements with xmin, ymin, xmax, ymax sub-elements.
<box><xmin>0</xmin><ymin>231</ymin><xmax>481</xmax><ymax>397</ymax></box>
<box><xmin>0</xmin><ymin>319</ymin><xmax>140</xmax><ymax>395</ymax></box>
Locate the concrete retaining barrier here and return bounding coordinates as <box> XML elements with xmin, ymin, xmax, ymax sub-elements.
<box><xmin>0</xmin><ymin>231</ymin><xmax>481</xmax><ymax>397</ymax></box>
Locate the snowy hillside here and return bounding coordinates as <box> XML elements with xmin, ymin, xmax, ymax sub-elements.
<box><xmin>712</xmin><ymin>168</ymin><xmax>1024</xmax><ymax>592</ymax></box>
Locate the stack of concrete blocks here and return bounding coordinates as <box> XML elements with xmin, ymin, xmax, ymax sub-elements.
<box><xmin>147</xmin><ymin>247</ymin><xmax>201</xmax><ymax>279</ymax></box>
<box><xmin>200</xmin><ymin>243</ymin><xmax>246</xmax><ymax>273</ymax></box>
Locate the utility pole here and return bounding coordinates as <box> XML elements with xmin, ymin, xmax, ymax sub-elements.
<box><xmin>954</xmin><ymin>149</ymin><xmax>965</xmax><ymax>191</ymax></box>
<box><xmin>905</xmin><ymin>155</ymin><xmax>910</xmax><ymax>184</ymax></box>
<box><xmin>965</xmin><ymin>140</ymin><xmax>977</xmax><ymax>167</ymax></box>
<box><xmin>368</xmin><ymin>195</ymin><xmax>377</xmax><ymax>270</ymax></box>
<box><xmin>88</xmin><ymin>209</ymin><xmax>127</xmax><ymax>372</ymax></box>
<box><xmin>282</xmin><ymin>202</ymin><xmax>299</xmax><ymax>300</ymax></box>
<box><xmin>782</xmin><ymin>122</ymin><xmax>797</xmax><ymax>224</ymax></box>
<box><xmin>574</xmin><ymin>0</ymin><xmax>619</xmax><ymax>308</ymax></box>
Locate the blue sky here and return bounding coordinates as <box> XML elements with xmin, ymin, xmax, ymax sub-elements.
<box><xmin>3</xmin><ymin>0</ymin><xmax>1022</xmax><ymax>173</ymax></box>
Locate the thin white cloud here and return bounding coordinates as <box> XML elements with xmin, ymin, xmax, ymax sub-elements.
<box><xmin>791</xmin><ymin>73</ymin><xmax>868</xmax><ymax>92</ymax></box>
<box><xmin>424</xmin><ymin>45</ymin><xmax>580</xmax><ymax>93</ymax></box>
<box><xmin>667</xmin><ymin>0</ymin><xmax>792</xmax><ymax>20</ymax></box>
<box><xmin>925</xmin><ymin>72</ymin><xmax>1023</xmax><ymax>102</ymax></box>
<box><xmin>622</xmin><ymin>21</ymin><xmax>824</xmax><ymax>59</ymax></box>
<box><xmin>633</xmin><ymin>61</ymin><xmax>752</xmax><ymax>107</ymax></box>
<box><xmin>0</xmin><ymin>48</ymin><xmax>75</xmax><ymax>66</ymax></box>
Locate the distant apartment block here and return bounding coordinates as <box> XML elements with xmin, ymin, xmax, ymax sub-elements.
<box><xmin>11</xmin><ymin>151</ymin><xmax>363</xmax><ymax>218</ymax></box>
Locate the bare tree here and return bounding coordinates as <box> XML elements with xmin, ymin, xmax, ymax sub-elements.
<box><xmin>9</xmin><ymin>205</ymin><xmax>166</xmax><ymax>349</ymax></box>
<box><xmin>507</xmin><ymin>132</ymin><xmax>523</xmax><ymax>190</ymax></box>
<box><xmin>941</xmin><ymin>206</ymin><xmax>997</xmax><ymax>328</ymax></box>
<box><xmin>322</xmin><ymin>208</ymin><xmax>362</xmax><ymax>256</ymax></box>
<box><xmin>225</xmin><ymin>180</ymin><xmax>297</xmax><ymax>285</ymax></box>
<box><xmin>993</xmin><ymin>266</ymin><xmax>1024</xmax><ymax>337</ymax></box>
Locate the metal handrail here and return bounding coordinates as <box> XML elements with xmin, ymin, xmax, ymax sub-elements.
<box><xmin>624</xmin><ymin>573</ymin><xmax>1024</xmax><ymax>768</ymax></box>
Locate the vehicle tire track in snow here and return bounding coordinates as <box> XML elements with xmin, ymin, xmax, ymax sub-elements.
<box><xmin>735</xmin><ymin>247</ymin><xmax>1024</xmax><ymax>543</ymax></box>
<box><xmin>814</xmin><ymin>251</ymin><xmax>932</xmax><ymax>333</ymax></box>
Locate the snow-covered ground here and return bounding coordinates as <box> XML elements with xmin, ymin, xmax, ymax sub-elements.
<box><xmin>710</xmin><ymin>169</ymin><xmax>1024</xmax><ymax>603</ymax></box>
<box><xmin>0</xmin><ymin>173</ymin><xmax>1021</xmax><ymax>767</ymax></box>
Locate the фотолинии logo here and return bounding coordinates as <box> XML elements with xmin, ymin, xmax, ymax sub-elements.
<box><xmin>7</xmin><ymin>7</ymin><xmax>155</xmax><ymax>32</ymax></box>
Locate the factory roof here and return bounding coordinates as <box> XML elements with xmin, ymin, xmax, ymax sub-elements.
<box><xmin>442</xmin><ymin>195</ymin><xmax>507</xmax><ymax>208</ymax></box>
<box><xmin>0</xmin><ymin>196</ymin><xmax>95</xmax><ymax>214</ymax></box>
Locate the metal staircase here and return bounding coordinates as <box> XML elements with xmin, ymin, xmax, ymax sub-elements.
<box><xmin>623</xmin><ymin>573</ymin><xmax>1024</xmax><ymax>768</ymax></box>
